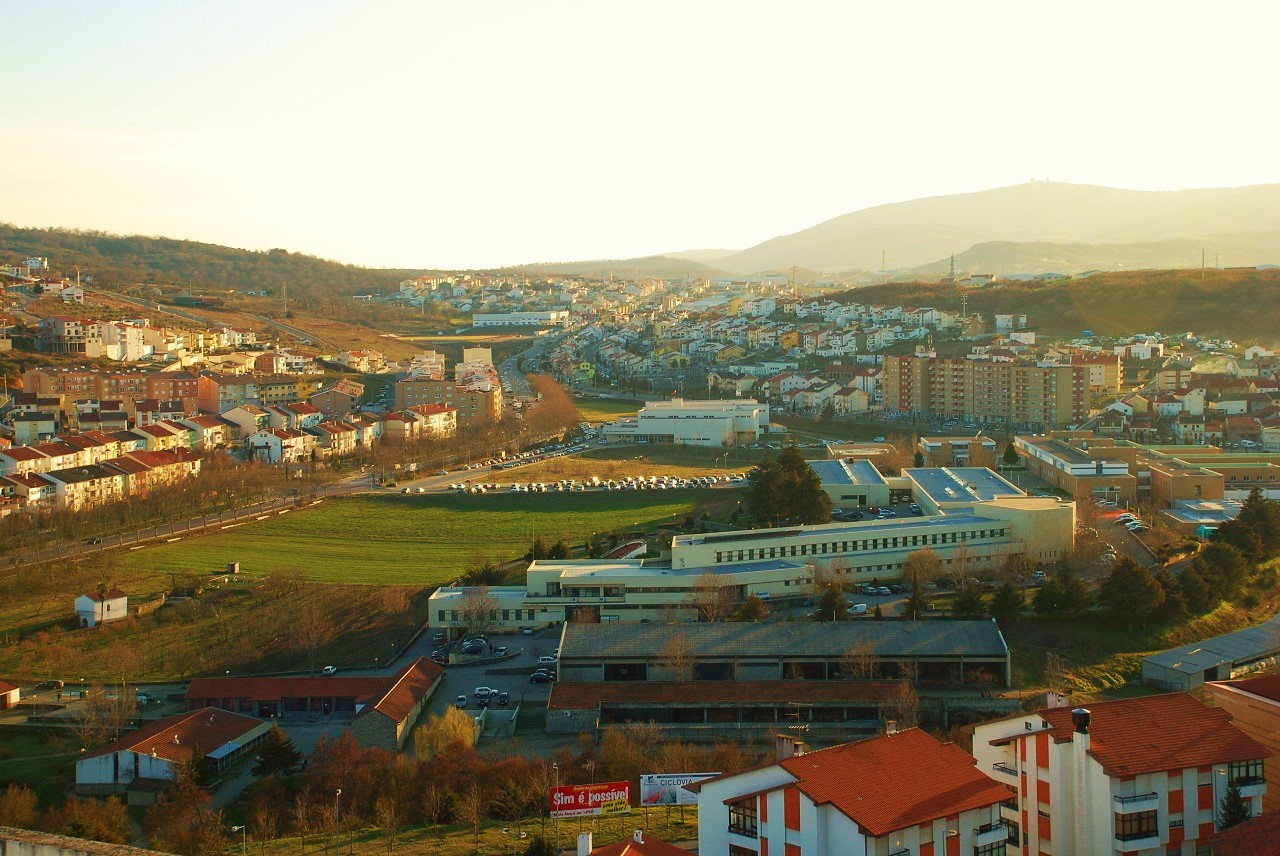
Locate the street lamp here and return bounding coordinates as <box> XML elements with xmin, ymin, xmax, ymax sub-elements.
<box><xmin>231</xmin><ymin>825</ymin><xmax>246</xmax><ymax>856</ymax></box>
<box><xmin>334</xmin><ymin>789</ymin><xmax>341</xmax><ymax>855</ymax></box>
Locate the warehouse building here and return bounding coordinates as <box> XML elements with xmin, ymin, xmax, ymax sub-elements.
<box><xmin>601</xmin><ymin>398</ymin><xmax>771</xmax><ymax>446</ymax></box>
<box><xmin>1142</xmin><ymin>615</ymin><xmax>1280</xmax><ymax>691</ymax></box>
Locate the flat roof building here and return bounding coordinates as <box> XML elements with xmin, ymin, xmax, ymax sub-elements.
<box><xmin>602</xmin><ymin>398</ymin><xmax>770</xmax><ymax>447</ymax></box>
<box><xmin>1142</xmin><ymin>615</ymin><xmax>1280</xmax><ymax>691</ymax></box>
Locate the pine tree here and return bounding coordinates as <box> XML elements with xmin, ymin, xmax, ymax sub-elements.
<box><xmin>1097</xmin><ymin>558</ymin><xmax>1165</xmax><ymax>632</ymax></box>
<box><xmin>1003</xmin><ymin>443</ymin><xmax>1020</xmax><ymax>467</ymax></box>
<box><xmin>252</xmin><ymin>723</ymin><xmax>302</xmax><ymax>778</ymax></box>
<box><xmin>902</xmin><ymin>572</ymin><xmax>929</xmax><ymax>619</ymax></box>
<box><xmin>1218</xmin><ymin>781</ymin><xmax>1252</xmax><ymax>829</ymax></box>
<box><xmin>913</xmin><ymin>451</ymin><xmax>925</xmax><ymax>468</ymax></box>
<box><xmin>988</xmin><ymin>579</ymin><xmax>1025</xmax><ymax>625</ymax></box>
<box><xmin>952</xmin><ymin>584</ymin><xmax>986</xmax><ymax>619</ymax></box>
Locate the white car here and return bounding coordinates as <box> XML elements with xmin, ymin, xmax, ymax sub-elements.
<box><xmin>538</xmin><ymin>655</ymin><xmax>558</xmax><ymax>666</ymax></box>
<box><xmin>847</xmin><ymin>603</ymin><xmax>868</xmax><ymax>616</ymax></box>
<box><xmin>321</xmin><ymin>665</ymin><xmax>338</xmax><ymax>675</ymax></box>
<box><xmin>473</xmin><ymin>686</ymin><xmax>496</xmax><ymax>699</ymax></box>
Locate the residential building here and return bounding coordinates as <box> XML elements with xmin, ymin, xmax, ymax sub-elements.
<box><xmin>46</xmin><ymin>465</ymin><xmax>126</xmax><ymax>510</ymax></box>
<box><xmin>694</xmin><ymin>729</ymin><xmax>1014</xmax><ymax>856</ymax></box>
<box><xmin>309</xmin><ymin>379</ymin><xmax>365</xmax><ymax>416</ymax></box>
<box><xmin>75</xmin><ymin>588</ymin><xmax>128</xmax><ymax>628</ymax></box>
<box><xmin>972</xmin><ymin>694</ymin><xmax>1271</xmax><ymax>856</ymax></box>
<box><xmin>1207</xmin><ymin>674</ymin><xmax>1280</xmax><ymax>812</ymax></box>
<box><xmin>248</xmin><ymin>428</ymin><xmax>314</xmax><ymax>464</ymax></box>
<box><xmin>883</xmin><ymin>355</ymin><xmax>1087</xmax><ymax>429</ymax></box>
<box><xmin>393</xmin><ymin>379</ymin><xmax>501</xmax><ymax>427</ymax></box>
<box><xmin>332</xmin><ymin>350</ymin><xmax>386</xmax><ymax>373</ymax></box>
<box><xmin>0</xmin><ymin>680</ymin><xmax>19</xmax><ymax>710</ymax></box>
<box><xmin>75</xmin><ymin>708</ymin><xmax>271</xmax><ymax>797</ymax></box>
<box><xmin>472</xmin><ymin>310</ymin><xmax>571</xmax><ymax>327</ymax></box>
<box><xmin>403</xmin><ymin>404</ymin><xmax>457</xmax><ymax>437</ymax></box>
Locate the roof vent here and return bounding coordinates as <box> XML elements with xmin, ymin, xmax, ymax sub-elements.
<box><xmin>1071</xmin><ymin>707</ymin><xmax>1090</xmax><ymax>734</ymax></box>
<box><xmin>172</xmin><ymin>735</ymin><xmax>180</xmax><ymax>744</ymax></box>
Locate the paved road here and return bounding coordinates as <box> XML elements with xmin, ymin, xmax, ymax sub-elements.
<box><xmin>84</xmin><ymin>288</ymin><xmax>220</xmax><ymax>327</ymax></box>
<box><xmin>242</xmin><ymin>312</ymin><xmax>341</xmax><ymax>350</ymax></box>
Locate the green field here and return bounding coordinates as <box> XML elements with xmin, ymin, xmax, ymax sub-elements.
<box><xmin>133</xmin><ymin>491</ymin><xmax>715</xmax><ymax>585</ymax></box>
<box><xmin>574</xmin><ymin>396</ymin><xmax>644</xmax><ymax>423</ymax></box>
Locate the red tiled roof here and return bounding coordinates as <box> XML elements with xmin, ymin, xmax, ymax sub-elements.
<box><xmin>365</xmin><ymin>658</ymin><xmax>444</xmax><ymax>723</ymax></box>
<box><xmin>82</xmin><ymin>589</ymin><xmax>127</xmax><ymax>602</ymax></box>
<box><xmin>590</xmin><ymin>833</ymin><xmax>689</xmax><ymax>856</ymax></box>
<box><xmin>1214</xmin><ymin>674</ymin><xmax>1280</xmax><ymax>704</ymax></box>
<box><xmin>548</xmin><ymin>680</ymin><xmax>896</xmax><ymax>710</ymax></box>
<box><xmin>406</xmin><ymin>404</ymin><xmax>455</xmax><ymax>416</ymax></box>
<box><xmin>0</xmin><ymin>447</ymin><xmax>49</xmax><ymax>461</ymax></box>
<box><xmin>1210</xmin><ymin>809</ymin><xmax>1280</xmax><ymax>856</ymax></box>
<box><xmin>1038</xmin><ymin>693</ymin><xmax>1272</xmax><ymax>778</ymax></box>
<box><xmin>80</xmin><ymin>707</ymin><xmax>265</xmax><ymax>765</ymax></box>
<box><xmin>3</xmin><ymin>473</ymin><xmax>54</xmax><ymax>488</ymax></box>
<box><xmin>773</xmin><ymin>729</ymin><xmax>1012</xmax><ymax>837</ymax></box>
<box><xmin>0</xmin><ymin>680</ymin><xmax>19</xmax><ymax>695</ymax></box>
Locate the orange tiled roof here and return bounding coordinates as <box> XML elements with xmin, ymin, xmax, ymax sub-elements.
<box><xmin>589</xmin><ymin>834</ymin><xmax>689</xmax><ymax>856</ymax></box>
<box><xmin>80</xmin><ymin>707</ymin><xmax>263</xmax><ymax>765</ymax></box>
<box><xmin>776</xmin><ymin>728</ymin><xmax>1012</xmax><ymax>837</ymax></box>
<box><xmin>1209</xmin><ymin>809</ymin><xmax>1280</xmax><ymax>856</ymax></box>
<box><xmin>1038</xmin><ymin>693</ymin><xmax>1272</xmax><ymax>777</ymax></box>
<box><xmin>1213</xmin><ymin>674</ymin><xmax>1280</xmax><ymax>704</ymax></box>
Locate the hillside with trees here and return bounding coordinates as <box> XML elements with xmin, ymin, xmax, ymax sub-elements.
<box><xmin>829</xmin><ymin>268</ymin><xmax>1280</xmax><ymax>340</ymax></box>
<box><xmin>0</xmin><ymin>223</ymin><xmax>435</xmax><ymax>307</ymax></box>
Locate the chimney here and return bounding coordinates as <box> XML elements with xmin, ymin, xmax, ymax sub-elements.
<box><xmin>775</xmin><ymin>734</ymin><xmax>806</xmax><ymax>760</ymax></box>
<box><xmin>885</xmin><ymin>719</ymin><xmax>899</xmax><ymax>735</ymax></box>
<box><xmin>634</xmin><ymin>830</ymin><xmax>644</xmax><ymax>844</ymax></box>
<box><xmin>1070</xmin><ymin>707</ymin><xmax>1091</xmax><ymax>853</ymax></box>
<box><xmin>577</xmin><ymin>832</ymin><xmax>592</xmax><ymax>856</ymax></box>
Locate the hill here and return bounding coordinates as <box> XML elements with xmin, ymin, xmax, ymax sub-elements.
<box><xmin>830</xmin><ymin>268</ymin><xmax>1280</xmax><ymax>341</ymax></box>
<box><xmin>717</xmin><ymin>182</ymin><xmax>1280</xmax><ymax>274</ymax></box>
<box><xmin>0</xmin><ymin>223</ymin><xmax>434</xmax><ymax>307</ymax></box>
<box><xmin>498</xmin><ymin>254</ymin><xmax>725</xmax><ymax>279</ymax></box>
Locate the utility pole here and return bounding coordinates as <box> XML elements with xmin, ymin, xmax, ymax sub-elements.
<box><xmin>282</xmin><ymin>281</ymin><xmax>288</xmax><ymax>314</ymax></box>
<box><xmin>1201</xmin><ymin>249</ymin><xmax>1206</xmax><ymax>280</ymax></box>
<box><xmin>881</xmin><ymin>250</ymin><xmax>887</xmax><ymax>284</ymax></box>
<box><xmin>1214</xmin><ymin>253</ymin><xmax>1221</xmax><ymax>270</ymax></box>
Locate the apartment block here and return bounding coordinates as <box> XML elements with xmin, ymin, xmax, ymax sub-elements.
<box><xmin>972</xmin><ymin>694</ymin><xmax>1269</xmax><ymax>856</ymax></box>
<box><xmin>393</xmin><ymin>379</ymin><xmax>501</xmax><ymax>427</ymax></box>
<box><xmin>883</xmin><ymin>355</ymin><xmax>1087</xmax><ymax>429</ymax></box>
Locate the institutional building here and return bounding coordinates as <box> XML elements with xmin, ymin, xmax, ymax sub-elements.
<box><xmin>471</xmin><ymin>310</ymin><xmax>570</xmax><ymax>327</ymax></box>
<box><xmin>883</xmin><ymin>355</ymin><xmax>1087</xmax><ymax>429</ymax></box>
<box><xmin>427</xmin><ymin>465</ymin><xmax>1074</xmax><ymax>632</ymax></box>
<box><xmin>972</xmin><ymin>694</ymin><xmax>1270</xmax><ymax>856</ymax></box>
<box><xmin>602</xmin><ymin>398</ymin><xmax>771</xmax><ymax>447</ymax></box>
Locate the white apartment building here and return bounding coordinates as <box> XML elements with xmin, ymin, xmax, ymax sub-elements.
<box><xmin>972</xmin><ymin>694</ymin><xmax>1269</xmax><ymax>856</ymax></box>
<box><xmin>472</xmin><ymin>310</ymin><xmax>570</xmax><ymax>327</ymax></box>
<box><xmin>694</xmin><ymin>730</ymin><xmax>1014</xmax><ymax>856</ymax></box>
<box><xmin>602</xmin><ymin>398</ymin><xmax>771</xmax><ymax>447</ymax></box>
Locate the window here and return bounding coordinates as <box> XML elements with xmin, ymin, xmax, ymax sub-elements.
<box><xmin>1115</xmin><ymin>810</ymin><xmax>1157</xmax><ymax>841</ymax></box>
<box><xmin>1230</xmin><ymin>759</ymin><xmax>1265</xmax><ymax>786</ymax></box>
<box><xmin>728</xmin><ymin>798</ymin><xmax>758</xmax><ymax>838</ymax></box>
<box><xmin>975</xmin><ymin>843</ymin><xmax>1007</xmax><ymax>856</ymax></box>
<box><xmin>728</xmin><ymin>846</ymin><xmax>757</xmax><ymax>856</ymax></box>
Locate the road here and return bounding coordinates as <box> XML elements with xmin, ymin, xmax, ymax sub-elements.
<box><xmin>84</xmin><ymin>288</ymin><xmax>222</xmax><ymax>327</ymax></box>
<box><xmin>242</xmin><ymin>312</ymin><xmax>341</xmax><ymax>350</ymax></box>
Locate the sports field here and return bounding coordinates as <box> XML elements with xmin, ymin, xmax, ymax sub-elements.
<box><xmin>132</xmin><ymin>491</ymin><xmax>715</xmax><ymax>585</ymax></box>
<box><xmin>574</xmin><ymin>396</ymin><xmax>644</xmax><ymax>423</ymax></box>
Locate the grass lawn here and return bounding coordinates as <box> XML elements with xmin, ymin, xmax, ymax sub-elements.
<box><xmin>130</xmin><ymin>491</ymin><xmax>717</xmax><ymax>585</ymax></box>
<box><xmin>0</xmin><ymin>728</ymin><xmax>79</xmax><ymax>804</ymax></box>
<box><xmin>574</xmin><ymin>396</ymin><xmax>645</xmax><ymax>423</ymax></box>
<box><xmin>482</xmin><ymin>445</ymin><xmax>774</xmax><ymax>484</ymax></box>
<box><xmin>251</xmin><ymin>809</ymin><xmax>698</xmax><ymax>856</ymax></box>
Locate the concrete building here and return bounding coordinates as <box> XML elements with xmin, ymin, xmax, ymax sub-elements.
<box><xmin>393</xmin><ymin>378</ymin><xmax>502</xmax><ymax>427</ymax></box>
<box><xmin>693</xmin><ymin>730</ymin><xmax>1014</xmax><ymax>856</ymax></box>
<box><xmin>973</xmin><ymin>694</ymin><xmax>1270</xmax><ymax>856</ymax></box>
<box><xmin>883</xmin><ymin>355</ymin><xmax>1087</xmax><ymax>429</ymax></box>
<box><xmin>1142</xmin><ymin>615</ymin><xmax>1280</xmax><ymax>691</ymax></box>
<box><xmin>75</xmin><ymin>708</ymin><xmax>270</xmax><ymax>798</ymax></box>
<box><xmin>917</xmin><ymin>435</ymin><xmax>998</xmax><ymax>469</ymax></box>
<box><xmin>809</xmin><ymin>458</ymin><xmax>891</xmax><ymax>508</ymax></box>
<box><xmin>472</xmin><ymin>310</ymin><xmax>570</xmax><ymax>327</ymax></box>
<box><xmin>602</xmin><ymin>398</ymin><xmax>770</xmax><ymax>447</ymax></box>
<box><xmin>1207</xmin><ymin>674</ymin><xmax>1280</xmax><ymax>813</ymax></box>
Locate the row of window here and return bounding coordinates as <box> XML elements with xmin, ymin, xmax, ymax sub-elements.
<box><xmin>712</xmin><ymin>528</ymin><xmax>1010</xmax><ymax>564</ymax></box>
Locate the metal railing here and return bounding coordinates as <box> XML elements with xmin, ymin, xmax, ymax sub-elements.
<box><xmin>1114</xmin><ymin>791</ymin><xmax>1158</xmax><ymax>807</ymax></box>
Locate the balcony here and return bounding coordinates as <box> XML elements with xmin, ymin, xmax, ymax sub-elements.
<box><xmin>992</xmin><ymin>761</ymin><xmax>1018</xmax><ymax>778</ymax></box>
<box><xmin>973</xmin><ymin>820</ymin><xmax>1007</xmax><ymax>847</ymax></box>
<box><xmin>1114</xmin><ymin>829</ymin><xmax>1161</xmax><ymax>851</ymax></box>
<box><xmin>1231</xmin><ymin>776</ymin><xmax>1267</xmax><ymax>799</ymax></box>
<box><xmin>1112</xmin><ymin>792</ymin><xmax>1159</xmax><ymax>814</ymax></box>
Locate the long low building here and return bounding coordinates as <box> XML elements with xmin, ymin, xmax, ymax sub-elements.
<box><xmin>471</xmin><ymin>311</ymin><xmax>570</xmax><ymax>327</ymax></box>
<box><xmin>185</xmin><ymin>658</ymin><xmax>443</xmax><ymax>750</ymax></box>
<box><xmin>1142</xmin><ymin>615</ymin><xmax>1280</xmax><ymax>691</ymax></box>
<box><xmin>428</xmin><ymin>464</ymin><xmax>1074</xmax><ymax>632</ymax></box>
<box><xmin>602</xmin><ymin>398</ymin><xmax>770</xmax><ymax>447</ymax></box>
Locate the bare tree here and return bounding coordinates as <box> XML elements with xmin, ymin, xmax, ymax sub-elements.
<box><xmin>374</xmin><ymin>796</ymin><xmax>401</xmax><ymax>853</ymax></box>
<box><xmin>658</xmin><ymin>632</ymin><xmax>697</xmax><ymax>682</ymax></box>
<box><xmin>249</xmin><ymin>802</ymin><xmax>278</xmax><ymax>856</ymax></box>
<box><xmin>840</xmin><ymin>641</ymin><xmax>877</xmax><ymax>680</ymax></box>
<box><xmin>1044</xmin><ymin>652</ymin><xmax>1069</xmax><ymax>695</ymax></box>
<box><xmin>456</xmin><ymin>780</ymin><xmax>488</xmax><ymax>854</ymax></box>
<box><xmin>419</xmin><ymin>785</ymin><xmax>449</xmax><ymax>840</ymax></box>
<box><xmin>685</xmin><ymin>571</ymin><xmax>733</xmax><ymax>622</ymax></box>
<box><xmin>902</xmin><ymin>549</ymin><xmax>943</xmax><ymax>586</ymax></box>
<box><xmin>458</xmin><ymin>585</ymin><xmax>500</xmax><ymax>638</ymax></box>
<box><xmin>291</xmin><ymin>792</ymin><xmax>313</xmax><ymax>855</ymax></box>
<box><xmin>881</xmin><ymin>679</ymin><xmax>920</xmax><ymax>731</ymax></box>
<box><xmin>292</xmin><ymin>599</ymin><xmax>336</xmax><ymax>675</ymax></box>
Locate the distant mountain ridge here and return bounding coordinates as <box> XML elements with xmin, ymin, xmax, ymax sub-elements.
<box><xmin>715</xmin><ymin>181</ymin><xmax>1280</xmax><ymax>274</ymax></box>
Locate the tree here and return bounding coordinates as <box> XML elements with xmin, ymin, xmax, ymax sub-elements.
<box><xmin>42</xmin><ymin>797</ymin><xmax>130</xmax><ymax>844</ymax></box>
<box><xmin>1033</xmin><ymin>567</ymin><xmax>1092</xmax><ymax>616</ymax></box>
<box><xmin>524</xmin><ymin>837</ymin><xmax>557</xmax><ymax>856</ymax></box>
<box><xmin>840</xmin><ymin>641</ymin><xmax>877</xmax><ymax>680</ymax></box>
<box><xmin>460</xmin><ymin>554</ymin><xmax>506</xmax><ymax>586</ymax></box>
<box><xmin>659</xmin><ymin>632</ymin><xmax>697</xmax><ymax>681</ymax></box>
<box><xmin>913</xmin><ymin>450</ymin><xmax>925</xmax><ymax>468</ymax></box>
<box><xmin>902</xmin><ymin>572</ymin><xmax>929</xmax><ymax>619</ymax></box>
<box><xmin>457</xmin><ymin>780</ymin><xmax>488</xmax><ymax>853</ymax></box>
<box><xmin>292</xmin><ymin>599</ymin><xmax>336</xmax><ymax>675</ymax></box>
<box><xmin>686</xmin><ymin>572</ymin><xmax>733</xmax><ymax>623</ymax></box>
<box><xmin>745</xmin><ymin>446</ymin><xmax>832</xmax><ymax>525</ymax></box>
<box><xmin>902</xmin><ymin>549</ymin><xmax>942</xmax><ymax>586</ymax></box>
<box><xmin>0</xmin><ymin>784</ymin><xmax>38</xmax><ymax>828</ymax></box>
<box><xmin>1003</xmin><ymin>443</ymin><xmax>1020</xmax><ymax>467</ymax></box>
<box><xmin>1097</xmin><ymin>558</ymin><xmax>1166</xmax><ymax>633</ymax></box>
<box><xmin>1176</xmin><ymin>564</ymin><xmax>1216</xmax><ymax>614</ymax></box>
<box><xmin>1150</xmin><ymin>567</ymin><xmax>1188</xmax><ymax>624</ymax></box>
<box><xmin>988</xmin><ymin>579</ymin><xmax>1025</xmax><ymax>625</ymax></box>
<box><xmin>1043</xmin><ymin>652</ymin><xmax>1069</xmax><ymax>694</ymax></box>
<box><xmin>815</xmin><ymin>584</ymin><xmax>849</xmax><ymax>622</ymax></box>
<box><xmin>414</xmin><ymin>706</ymin><xmax>475</xmax><ymax>759</ymax></box>
<box><xmin>143</xmin><ymin>754</ymin><xmax>225</xmax><ymax>855</ymax></box>
<box><xmin>547</xmin><ymin>539</ymin><xmax>572</xmax><ymax>560</ymax></box>
<box><xmin>458</xmin><ymin>585</ymin><xmax>499</xmax><ymax>638</ymax></box>
<box><xmin>952</xmin><ymin>583</ymin><xmax>986</xmax><ymax>619</ymax></box>
<box><xmin>730</xmin><ymin>595</ymin><xmax>769</xmax><ymax>622</ymax></box>
<box><xmin>374</xmin><ymin>795</ymin><xmax>401</xmax><ymax>853</ymax></box>
<box><xmin>252</xmin><ymin>723</ymin><xmax>302</xmax><ymax>778</ymax></box>
<box><xmin>1218</xmin><ymin>781</ymin><xmax>1252</xmax><ymax>829</ymax></box>
<box><xmin>248</xmin><ymin>800</ymin><xmax>279</xmax><ymax>856</ymax></box>
<box><xmin>881</xmin><ymin>679</ymin><xmax>919</xmax><ymax>730</ymax></box>
<box><xmin>819</xmin><ymin>402</ymin><xmax>835</xmax><ymax>423</ymax></box>
<box><xmin>527</xmin><ymin>536</ymin><xmax>550</xmax><ymax>562</ymax></box>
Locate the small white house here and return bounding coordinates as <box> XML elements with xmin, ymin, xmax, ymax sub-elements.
<box><xmin>0</xmin><ymin>679</ymin><xmax>19</xmax><ymax>710</ymax></box>
<box><xmin>75</xmin><ymin>588</ymin><xmax>128</xmax><ymax>628</ymax></box>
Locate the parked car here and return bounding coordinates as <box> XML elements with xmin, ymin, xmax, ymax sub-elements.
<box><xmin>845</xmin><ymin>510</ymin><xmax>864</xmax><ymax>520</ymax></box>
<box><xmin>847</xmin><ymin>603</ymin><xmax>868</xmax><ymax>616</ymax></box>
<box><xmin>473</xmin><ymin>686</ymin><xmax>496</xmax><ymax>699</ymax></box>
<box><xmin>530</xmin><ymin>671</ymin><xmax>555</xmax><ymax>684</ymax></box>
<box><xmin>321</xmin><ymin>666</ymin><xmax>338</xmax><ymax>676</ymax></box>
<box><xmin>454</xmin><ymin>695</ymin><xmax>467</xmax><ymax>709</ymax></box>
<box><xmin>521</xmin><ymin>627</ymin><xmax>534</xmax><ymax>635</ymax></box>
<box><xmin>909</xmin><ymin>503</ymin><xmax>922</xmax><ymax>515</ymax></box>
<box><xmin>493</xmin><ymin>646</ymin><xmax>509</xmax><ymax>657</ymax></box>
<box><xmin>36</xmin><ymin>679</ymin><xmax>64</xmax><ymax>690</ymax></box>
<box><xmin>538</xmin><ymin>655</ymin><xmax>558</xmax><ymax>666</ymax></box>
<box><xmin>873</xmin><ymin>436</ymin><xmax>886</xmax><ymax>443</ymax></box>
<box><xmin>497</xmin><ymin>691</ymin><xmax>510</xmax><ymax>706</ymax></box>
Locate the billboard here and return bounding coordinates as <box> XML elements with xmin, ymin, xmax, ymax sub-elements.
<box><xmin>640</xmin><ymin>773</ymin><xmax>719</xmax><ymax>806</ymax></box>
<box><xmin>550</xmin><ymin>781</ymin><xmax>632</xmax><ymax>818</ymax></box>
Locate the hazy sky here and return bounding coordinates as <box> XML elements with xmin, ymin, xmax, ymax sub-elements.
<box><xmin>4</xmin><ymin>1</ymin><xmax>1279</xmax><ymax>269</ymax></box>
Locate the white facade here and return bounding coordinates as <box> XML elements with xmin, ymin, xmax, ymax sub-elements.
<box><xmin>75</xmin><ymin>592</ymin><xmax>127</xmax><ymax>628</ymax></box>
<box><xmin>603</xmin><ymin>398</ymin><xmax>770</xmax><ymax>447</ymax></box>
<box><xmin>472</xmin><ymin>311</ymin><xmax>570</xmax><ymax>327</ymax></box>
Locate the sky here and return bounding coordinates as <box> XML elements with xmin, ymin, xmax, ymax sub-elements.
<box><xmin>4</xmin><ymin>0</ymin><xmax>1280</xmax><ymax>269</ymax></box>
